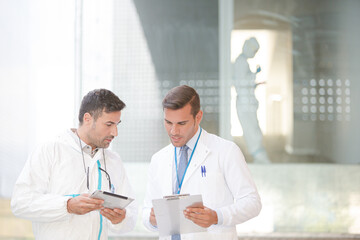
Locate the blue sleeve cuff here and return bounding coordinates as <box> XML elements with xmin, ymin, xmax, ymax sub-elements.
<box><xmin>64</xmin><ymin>194</ymin><xmax>80</xmax><ymax>198</ymax></box>
<box><xmin>215</xmin><ymin>209</ymin><xmax>223</xmax><ymax>225</ymax></box>
<box><xmin>148</xmin><ymin>219</ymin><xmax>158</xmax><ymax>230</ymax></box>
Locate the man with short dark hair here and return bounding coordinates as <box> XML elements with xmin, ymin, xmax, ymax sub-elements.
<box><xmin>143</xmin><ymin>85</ymin><xmax>261</xmax><ymax>240</ymax></box>
<box><xmin>11</xmin><ymin>89</ymin><xmax>137</xmax><ymax>240</ymax></box>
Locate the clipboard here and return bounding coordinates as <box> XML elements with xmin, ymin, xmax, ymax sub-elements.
<box><xmin>152</xmin><ymin>194</ymin><xmax>206</xmax><ymax>237</ymax></box>
<box><xmin>90</xmin><ymin>190</ymin><xmax>134</xmax><ymax>209</ymax></box>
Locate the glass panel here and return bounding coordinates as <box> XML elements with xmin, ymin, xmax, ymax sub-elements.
<box><xmin>232</xmin><ymin>0</ymin><xmax>360</xmax><ymax>164</ymax></box>
<box><xmin>229</xmin><ymin>0</ymin><xmax>360</xmax><ymax>235</ymax></box>
<box><xmin>111</xmin><ymin>0</ymin><xmax>219</xmax><ymax>163</ymax></box>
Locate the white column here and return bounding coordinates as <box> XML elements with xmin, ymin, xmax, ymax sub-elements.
<box><xmin>219</xmin><ymin>0</ymin><xmax>233</xmax><ymax>139</ymax></box>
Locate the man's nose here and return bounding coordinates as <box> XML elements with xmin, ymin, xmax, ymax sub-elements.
<box><xmin>170</xmin><ymin>125</ymin><xmax>179</xmax><ymax>135</ymax></box>
<box><xmin>111</xmin><ymin>125</ymin><xmax>118</xmax><ymax>137</ymax></box>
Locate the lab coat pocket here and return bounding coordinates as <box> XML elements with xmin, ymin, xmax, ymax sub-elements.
<box><xmin>200</xmin><ymin>171</ymin><xmax>225</xmax><ymax>208</ymax></box>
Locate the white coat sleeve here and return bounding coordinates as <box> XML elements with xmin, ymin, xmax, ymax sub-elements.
<box><xmin>108</xmin><ymin>162</ymin><xmax>138</xmax><ymax>234</ymax></box>
<box><xmin>217</xmin><ymin>143</ymin><xmax>262</xmax><ymax>226</ymax></box>
<box><xmin>142</xmin><ymin>156</ymin><xmax>159</xmax><ymax>232</ymax></box>
<box><xmin>11</xmin><ymin>143</ymin><xmax>71</xmax><ymax>222</ymax></box>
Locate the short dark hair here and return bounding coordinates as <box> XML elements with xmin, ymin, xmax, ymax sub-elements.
<box><xmin>78</xmin><ymin>89</ymin><xmax>126</xmax><ymax>125</ymax></box>
<box><xmin>162</xmin><ymin>85</ymin><xmax>200</xmax><ymax>118</ymax></box>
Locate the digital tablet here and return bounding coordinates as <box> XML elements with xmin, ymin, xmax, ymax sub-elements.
<box><xmin>90</xmin><ymin>190</ymin><xmax>134</xmax><ymax>209</ymax></box>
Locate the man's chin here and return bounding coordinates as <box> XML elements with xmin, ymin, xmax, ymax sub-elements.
<box><xmin>171</xmin><ymin>141</ymin><xmax>183</xmax><ymax>148</ymax></box>
<box><xmin>99</xmin><ymin>143</ymin><xmax>110</xmax><ymax>149</ymax></box>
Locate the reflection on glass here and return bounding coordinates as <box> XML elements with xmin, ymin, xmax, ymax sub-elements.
<box><xmin>232</xmin><ymin>37</ymin><xmax>271</xmax><ymax>163</ymax></box>
<box><xmin>231</xmin><ymin>0</ymin><xmax>358</xmax><ymax>165</ymax></box>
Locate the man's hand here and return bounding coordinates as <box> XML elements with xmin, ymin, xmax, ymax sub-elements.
<box><xmin>183</xmin><ymin>206</ymin><xmax>218</xmax><ymax>228</ymax></box>
<box><xmin>67</xmin><ymin>193</ymin><xmax>104</xmax><ymax>215</ymax></box>
<box><xmin>149</xmin><ymin>208</ymin><xmax>157</xmax><ymax>227</ymax></box>
<box><xmin>101</xmin><ymin>208</ymin><xmax>126</xmax><ymax>224</ymax></box>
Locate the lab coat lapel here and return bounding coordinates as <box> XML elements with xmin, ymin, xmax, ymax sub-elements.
<box><xmin>162</xmin><ymin>145</ymin><xmax>174</xmax><ymax>196</ymax></box>
<box><xmin>182</xmin><ymin>139</ymin><xmax>210</xmax><ymax>186</ymax></box>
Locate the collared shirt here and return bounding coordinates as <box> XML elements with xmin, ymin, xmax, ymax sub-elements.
<box><xmin>172</xmin><ymin>127</ymin><xmax>201</xmax><ymax>192</ymax></box>
<box><xmin>70</xmin><ymin>128</ymin><xmax>99</xmax><ymax>158</ymax></box>
<box><xmin>171</xmin><ymin>126</ymin><xmax>223</xmax><ymax>225</ymax></box>
<box><xmin>174</xmin><ymin>127</ymin><xmax>201</xmax><ymax>168</ymax></box>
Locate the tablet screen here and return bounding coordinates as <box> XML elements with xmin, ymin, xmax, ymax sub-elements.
<box><xmin>90</xmin><ymin>190</ymin><xmax>134</xmax><ymax>209</ymax></box>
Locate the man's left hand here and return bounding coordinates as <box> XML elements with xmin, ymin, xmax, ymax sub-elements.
<box><xmin>184</xmin><ymin>206</ymin><xmax>218</xmax><ymax>228</ymax></box>
<box><xmin>101</xmin><ymin>208</ymin><xmax>126</xmax><ymax>224</ymax></box>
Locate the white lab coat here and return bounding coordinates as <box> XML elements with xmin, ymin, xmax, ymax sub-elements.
<box><xmin>142</xmin><ymin>129</ymin><xmax>261</xmax><ymax>240</ymax></box>
<box><xmin>11</xmin><ymin>129</ymin><xmax>138</xmax><ymax>240</ymax></box>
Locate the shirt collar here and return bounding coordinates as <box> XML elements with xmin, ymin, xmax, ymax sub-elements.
<box><xmin>175</xmin><ymin>126</ymin><xmax>201</xmax><ymax>152</ymax></box>
<box><xmin>186</xmin><ymin>126</ymin><xmax>201</xmax><ymax>151</ymax></box>
<box><xmin>69</xmin><ymin>128</ymin><xmax>99</xmax><ymax>157</ymax></box>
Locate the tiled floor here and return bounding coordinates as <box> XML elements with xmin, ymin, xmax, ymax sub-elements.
<box><xmin>107</xmin><ymin>234</ymin><xmax>360</xmax><ymax>240</ymax></box>
<box><xmin>236</xmin><ymin>233</ymin><xmax>360</xmax><ymax>240</ymax></box>
<box><xmin>0</xmin><ymin>198</ymin><xmax>33</xmax><ymax>239</ymax></box>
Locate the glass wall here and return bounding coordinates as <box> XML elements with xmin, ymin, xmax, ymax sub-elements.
<box><xmin>229</xmin><ymin>0</ymin><xmax>360</xmax><ymax>164</ymax></box>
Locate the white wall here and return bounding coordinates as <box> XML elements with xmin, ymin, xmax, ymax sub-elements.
<box><xmin>0</xmin><ymin>0</ymin><xmax>76</xmax><ymax>197</ymax></box>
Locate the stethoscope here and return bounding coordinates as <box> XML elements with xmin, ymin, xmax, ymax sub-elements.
<box><xmin>75</xmin><ymin>130</ymin><xmax>113</xmax><ymax>192</ymax></box>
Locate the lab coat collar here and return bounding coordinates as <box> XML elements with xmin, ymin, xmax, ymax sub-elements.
<box><xmin>67</xmin><ymin>128</ymin><xmax>100</xmax><ymax>157</ymax></box>
<box><xmin>161</xmin><ymin>128</ymin><xmax>211</xmax><ymax>196</ymax></box>
<box><xmin>181</xmin><ymin>129</ymin><xmax>210</xmax><ymax>186</ymax></box>
<box><xmin>62</xmin><ymin>129</ymin><xmax>105</xmax><ymax>172</ymax></box>
<box><xmin>185</xmin><ymin>126</ymin><xmax>201</xmax><ymax>151</ymax></box>
<box><xmin>173</xmin><ymin>126</ymin><xmax>200</xmax><ymax>156</ymax></box>
<box><xmin>162</xmin><ymin>144</ymin><xmax>176</xmax><ymax>196</ymax></box>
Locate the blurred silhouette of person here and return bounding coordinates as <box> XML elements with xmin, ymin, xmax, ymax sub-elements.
<box><xmin>233</xmin><ymin>37</ymin><xmax>270</xmax><ymax>164</ymax></box>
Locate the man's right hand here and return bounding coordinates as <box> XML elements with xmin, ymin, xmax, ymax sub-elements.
<box><xmin>149</xmin><ymin>208</ymin><xmax>157</xmax><ymax>227</ymax></box>
<box><xmin>67</xmin><ymin>193</ymin><xmax>104</xmax><ymax>215</ymax></box>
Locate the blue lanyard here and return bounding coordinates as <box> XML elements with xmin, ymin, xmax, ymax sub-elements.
<box><xmin>174</xmin><ymin>128</ymin><xmax>202</xmax><ymax>194</ymax></box>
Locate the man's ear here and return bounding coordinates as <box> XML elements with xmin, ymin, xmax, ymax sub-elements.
<box><xmin>83</xmin><ymin>112</ymin><xmax>93</xmax><ymax>125</ymax></box>
<box><xmin>195</xmin><ymin>110</ymin><xmax>203</xmax><ymax>125</ymax></box>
